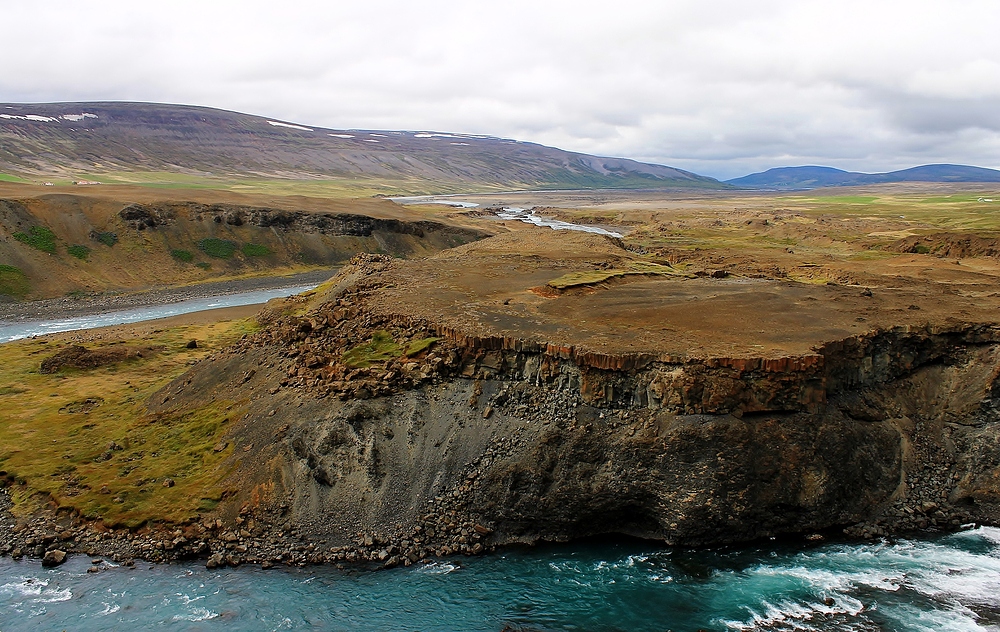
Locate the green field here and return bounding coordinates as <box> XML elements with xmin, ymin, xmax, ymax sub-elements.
<box><xmin>0</xmin><ymin>318</ymin><xmax>256</xmax><ymax>525</ymax></box>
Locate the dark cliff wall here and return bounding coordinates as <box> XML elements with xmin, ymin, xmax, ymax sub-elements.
<box><xmin>153</xmin><ymin>316</ymin><xmax>1000</xmax><ymax>559</ymax></box>
<box><xmin>0</xmin><ymin>197</ymin><xmax>487</xmax><ymax>299</ymax></box>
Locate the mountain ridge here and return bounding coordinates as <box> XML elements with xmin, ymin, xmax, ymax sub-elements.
<box><xmin>727</xmin><ymin>163</ymin><xmax>1000</xmax><ymax>190</ymax></box>
<box><xmin>0</xmin><ymin>101</ymin><xmax>722</xmax><ymax>194</ymax></box>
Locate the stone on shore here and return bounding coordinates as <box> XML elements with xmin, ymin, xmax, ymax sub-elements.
<box><xmin>42</xmin><ymin>549</ymin><xmax>67</xmax><ymax>567</ymax></box>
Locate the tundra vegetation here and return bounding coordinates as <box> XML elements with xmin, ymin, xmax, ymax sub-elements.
<box><xmin>0</xmin><ymin>317</ymin><xmax>255</xmax><ymax>526</ymax></box>
<box><xmin>1</xmin><ymin>181</ymin><xmax>1000</xmax><ymax>553</ymax></box>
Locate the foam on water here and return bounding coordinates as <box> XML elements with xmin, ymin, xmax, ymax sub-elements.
<box><xmin>97</xmin><ymin>602</ymin><xmax>120</xmax><ymax>616</ymax></box>
<box><xmin>495</xmin><ymin>206</ymin><xmax>624</xmax><ymax>237</ymax></box>
<box><xmin>0</xmin><ymin>577</ymin><xmax>72</xmax><ymax>604</ymax></box>
<box><xmin>416</xmin><ymin>561</ymin><xmax>460</xmax><ymax>575</ymax></box>
<box><xmin>1</xmin><ymin>521</ymin><xmax>997</xmax><ymax>630</ymax></box>
<box><xmin>172</xmin><ymin>607</ymin><xmax>219</xmax><ymax>622</ymax></box>
<box><xmin>716</xmin><ymin>529</ymin><xmax>1000</xmax><ymax>631</ymax></box>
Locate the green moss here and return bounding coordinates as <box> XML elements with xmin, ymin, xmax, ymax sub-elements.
<box><xmin>170</xmin><ymin>249</ymin><xmax>194</xmax><ymax>262</ymax></box>
<box><xmin>67</xmin><ymin>244</ymin><xmax>91</xmax><ymax>260</ymax></box>
<box><xmin>404</xmin><ymin>337</ymin><xmax>439</xmax><ymax>356</ymax></box>
<box><xmin>341</xmin><ymin>331</ymin><xmax>435</xmax><ymax>366</ymax></box>
<box><xmin>13</xmin><ymin>226</ymin><xmax>57</xmax><ymax>253</ymax></box>
<box><xmin>241</xmin><ymin>243</ymin><xmax>271</xmax><ymax>257</ymax></box>
<box><xmin>197</xmin><ymin>497</ymin><xmax>220</xmax><ymax>511</ymax></box>
<box><xmin>0</xmin><ymin>264</ymin><xmax>29</xmax><ymax>298</ymax></box>
<box><xmin>342</xmin><ymin>331</ymin><xmax>403</xmax><ymax>368</ymax></box>
<box><xmin>197</xmin><ymin>238</ymin><xmax>237</xmax><ymax>258</ymax></box>
<box><xmin>93</xmin><ymin>231</ymin><xmax>118</xmax><ymax>247</ymax></box>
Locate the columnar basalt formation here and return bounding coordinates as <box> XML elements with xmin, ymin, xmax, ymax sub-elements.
<box><xmin>7</xmin><ymin>229</ymin><xmax>1000</xmax><ymax>570</ymax></box>
<box><xmin>136</xmin><ymin>246</ymin><xmax>1000</xmax><ymax>569</ymax></box>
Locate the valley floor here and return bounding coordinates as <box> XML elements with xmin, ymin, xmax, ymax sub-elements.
<box><xmin>0</xmin><ymin>268</ymin><xmax>334</xmax><ymax>324</ymax></box>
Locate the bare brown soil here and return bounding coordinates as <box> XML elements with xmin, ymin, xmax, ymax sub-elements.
<box><xmin>364</xmin><ymin>229</ymin><xmax>1000</xmax><ymax>359</ymax></box>
<box><xmin>39</xmin><ymin>344</ymin><xmax>164</xmax><ymax>373</ymax></box>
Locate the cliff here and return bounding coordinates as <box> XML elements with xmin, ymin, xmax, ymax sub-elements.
<box><xmin>0</xmin><ymin>192</ymin><xmax>486</xmax><ymax>300</ymax></box>
<box><xmin>126</xmin><ymin>244</ymin><xmax>1000</xmax><ymax>568</ymax></box>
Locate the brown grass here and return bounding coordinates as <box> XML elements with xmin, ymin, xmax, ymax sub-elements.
<box><xmin>0</xmin><ymin>315</ymin><xmax>256</xmax><ymax>526</ymax></box>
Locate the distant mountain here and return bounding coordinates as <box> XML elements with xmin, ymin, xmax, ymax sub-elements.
<box><xmin>727</xmin><ymin>164</ymin><xmax>1000</xmax><ymax>190</ymax></box>
<box><xmin>726</xmin><ymin>166</ymin><xmax>858</xmax><ymax>189</ymax></box>
<box><xmin>0</xmin><ymin>102</ymin><xmax>723</xmax><ymax>193</ymax></box>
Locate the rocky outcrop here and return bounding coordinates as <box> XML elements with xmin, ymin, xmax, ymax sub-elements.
<box><xmin>7</xmin><ymin>292</ymin><xmax>998</xmax><ymax>569</ymax></box>
<box><xmin>239</xmin><ymin>260</ymin><xmax>1000</xmax><ymax>420</ymax></box>
<box><xmin>119</xmin><ymin>204</ymin><xmax>175</xmax><ymax>230</ymax></box>
<box><xmin>118</xmin><ymin>202</ymin><xmax>484</xmax><ymax>241</ymax></box>
<box><xmin>39</xmin><ymin>344</ymin><xmax>163</xmax><ymax>373</ymax></box>
<box><xmin>125</xmin><ymin>256</ymin><xmax>1000</xmax><ymax>568</ymax></box>
<box><xmin>892</xmin><ymin>232</ymin><xmax>1000</xmax><ymax>258</ymax></box>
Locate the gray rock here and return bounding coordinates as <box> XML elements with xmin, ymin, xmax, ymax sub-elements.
<box><xmin>41</xmin><ymin>549</ymin><xmax>67</xmax><ymax>567</ymax></box>
<box><xmin>205</xmin><ymin>552</ymin><xmax>225</xmax><ymax>569</ymax></box>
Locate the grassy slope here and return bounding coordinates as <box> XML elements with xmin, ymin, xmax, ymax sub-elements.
<box><xmin>21</xmin><ymin>169</ymin><xmax>727</xmax><ymax>198</ymax></box>
<box><xmin>0</xmin><ymin>184</ymin><xmax>486</xmax><ymax>300</ymax></box>
<box><xmin>20</xmin><ymin>172</ymin><xmax>441</xmax><ymax>198</ymax></box>
<box><xmin>0</xmin><ymin>317</ymin><xmax>255</xmax><ymax>527</ymax></box>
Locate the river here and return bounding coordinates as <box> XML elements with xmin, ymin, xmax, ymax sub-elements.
<box><xmin>493</xmin><ymin>207</ymin><xmax>623</xmax><ymax>238</ymax></box>
<box><xmin>2</xmin><ymin>528</ymin><xmax>999</xmax><ymax>631</ymax></box>
<box><xmin>1</xmin><ymin>253</ymin><xmax>998</xmax><ymax>630</ymax></box>
<box><xmin>389</xmin><ymin>196</ymin><xmax>624</xmax><ymax>238</ymax></box>
<box><xmin>0</xmin><ymin>283</ymin><xmax>319</xmax><ymax>343</ymax></box>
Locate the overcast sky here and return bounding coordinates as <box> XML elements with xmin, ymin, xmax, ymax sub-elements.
<box><xmin>3</xmin><ymin>0</ymin><xmax>999</xmax><ymax>179</ymax></box>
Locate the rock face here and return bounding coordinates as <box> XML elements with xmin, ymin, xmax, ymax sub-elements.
<box><xmin>892</xmin><ymin>232</ymin><xmax>1000</xmax><ymax>259</ymax></box>
<box><xmin>148</xmin><ymin>256</ymin><xmax>1000</xmax><ymax>556</ymax></box>
<box><xmin>41</xmin><ymin>549</ymin><xmax>66</xmax><ymax>567</ymax></box>
<box><xmin>119</xmin><ymin>202</ymin><xmax>481</xmax><ymax>240</ymax></box>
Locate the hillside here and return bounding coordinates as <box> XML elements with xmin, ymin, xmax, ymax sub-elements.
<box><xmin>0</xmin><ymin>186</ymin><xmax>487</xmax><ymax>301</ymax></box>
<box><xmin>728</xmin><ymin>164</ymin><xmax>1000</xmax><ymax>190</ymax></box>
<box><xmin>0</xmin><ymin>102</ymin><xmax>722</xmax><ymax>194</ymax></box>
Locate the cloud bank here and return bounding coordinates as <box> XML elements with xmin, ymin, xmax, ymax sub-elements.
<box><xmin>2</xmin><ymin>0</ymin><xmax>998</xmax><ymax>179</ymax></box>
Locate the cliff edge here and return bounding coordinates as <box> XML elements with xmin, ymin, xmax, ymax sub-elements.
<box><xmin>133</xmin><ymin>230</ymin><xmax>1000</xmax><ymax>567</ymax></box>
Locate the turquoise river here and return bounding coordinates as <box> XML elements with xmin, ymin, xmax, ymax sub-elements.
<box><xmin>2</xmin><ymin>528</ymin><xmax>999</xmax><ymax>631</ymax></box>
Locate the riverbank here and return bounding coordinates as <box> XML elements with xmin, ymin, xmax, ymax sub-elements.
<box><xmin>0</xmin><ymin>480</ymin><xmax>984</xmax><ymax>573</ymax></box>
<box><xmin>5</xmin><ymin>529</ymin><xmax>998</xmax><ymax>631</ymax></box>
<box><xmin>0</xmin><ymin>269</ymin><xmax>335</xmax><ymax>325</ymax></box>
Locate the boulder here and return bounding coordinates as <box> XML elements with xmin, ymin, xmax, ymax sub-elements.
<box><xmin>41</xmin><ymin>549</ymin><xmax>67</xmax><ymax>567</ymax></box>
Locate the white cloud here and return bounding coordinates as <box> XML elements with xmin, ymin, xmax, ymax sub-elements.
<box><xmin>1</xmin><ymin>0</ymin><xmax>998</xmax><ymax>179</ymax></box>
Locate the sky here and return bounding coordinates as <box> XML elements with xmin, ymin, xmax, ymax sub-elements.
<box><xmin>3</xmin><ymin>0</ymin><xmax>999</xmax><ymax>180</ymax></box>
